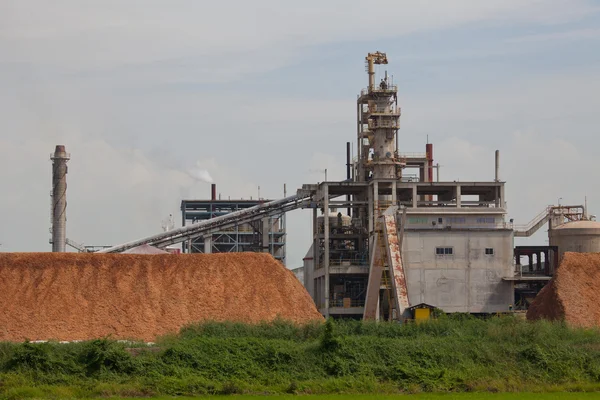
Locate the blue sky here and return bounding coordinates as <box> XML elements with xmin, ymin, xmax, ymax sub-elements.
<box><xmin>1</xmin><ymin>0</ymin><xmax>599</xmax><ymax>263</ymax></box>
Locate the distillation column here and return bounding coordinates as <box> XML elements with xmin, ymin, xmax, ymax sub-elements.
<box><xmin>358</xmin><ymin>52</ymin><xmax>407</xmax><ymax>320</ymax></box>
<box><xmin>51</xmin><ymin>145</ymin><xmax>70</xmax><ymax>252</ymax></box>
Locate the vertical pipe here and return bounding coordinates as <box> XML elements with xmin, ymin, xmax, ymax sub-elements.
<box><xmin>346</xmin><ymin>142</ymin><xmax>351</xmax><ymax>215</ymax></box>
<box><xmin>323</xmin><ymin>184</ymin><xmax>330</xmax><ymax>318</ymax></box>
<box><xmin>211</xmin><ymin>184</ymin><xmax>216</xmax><ymax>201</ymax></box>
<box><xmin>368</xmin><ymin>59</ymin><xmax>375</xmax><ymax>90</ymax></box>
<box><xmin>426</xmin><ymin>143</ymin><xmax>434</xmax><ymax>183</ymax></box>
<box><xmin>495</xmin><ymin>150</ymin><xmax>500</xmax><ymax>182</ymax></box>
<box><xmin>51</xmin><ymin>145</ymin><xmax>69</xmax><ymax>252</ymax></box>
<box><xmin>425</xmin><ymin>143</ymin><xmax>433</xmax><ymax>202</ymax></box>
<box><xmin>309</xmin><ymin>207</ymin><xmax>318</xmax><ymax>298</ymax></box>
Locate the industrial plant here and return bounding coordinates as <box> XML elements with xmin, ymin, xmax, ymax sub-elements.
<box><xmin>46</xmin><ymin>52</ymin><xmax>600</xmax><ymax>322</ymax></box>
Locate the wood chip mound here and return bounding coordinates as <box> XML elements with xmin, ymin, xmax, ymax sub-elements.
<box><xmin>0</xmin><ymin>252</ymin><xmax>323</xmax><ymax>342</ymax></box>
<box><xmin>527</xmin><ymin>252</ymin><xmax>600</xmax><ymax>327</ymax></box>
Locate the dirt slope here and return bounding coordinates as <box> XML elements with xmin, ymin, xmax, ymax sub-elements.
<box><xmin>0</xmin><ymin>252</ymin><xmax>322</xmax><ymax>342</ymax></box>
<box><xmin>527</xmin><ymin>252</ymin><xmax>600</xmax><ymax>327</ymax></box>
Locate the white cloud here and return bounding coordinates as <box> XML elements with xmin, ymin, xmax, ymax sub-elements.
<box><xmin>507</xmin><ymin>27</ymin><xmax>600</xmax><ymax>43</ymax></box>
<box><xmin>1</xmin><ymin>1</ymin><xmax>596</xmax><ymax>82</ymax></box>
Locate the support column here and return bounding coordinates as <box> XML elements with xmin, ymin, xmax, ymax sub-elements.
<box><xmin>373</xmin><ymin>181</ymin><xmax>379</xmax><ymax>226</ymax></box>
<box><xmin>412</xmin><ymin>185</ymin><xmax>418</xmax><ymax>208</ymax></box>
<box><xmin>368</xmin><ymin>184</ymin><xmax>374</xmax><ymax>232</ymax></box>
<box><xmin>500</xmin><ymin>184</ymin><xmax>506</xmax><ymax>209</ymax></box>
<box><xmin>204</xmin><ymin>236</ymin><xmax>212</xmax><ymax>254</ymax></box>
<box><xmin>312</xmin><ymin>207</ymin><xmax>318</xmax><ymax>270</ymax></box>
<box><xmin>392</xmin><ymin>181</ymin><xmax>397</xmax><ymax>206</ymax></box>
<box><xmin>323</xmin><ymin>184</ymin><xmax>330</xmax><ymax>318</ymax></box>
<box><xmin>456</xmin><ymin>185</ymin><xmax>462</xmax><ymax>208</ymax></box>
<box><xmin>262</xmin><ymin>217</ymin><xmax>269</xmax><ymax>253</ymax></box>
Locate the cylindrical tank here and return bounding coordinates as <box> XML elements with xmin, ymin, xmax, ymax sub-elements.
<box><xmin>318</xmin><ymin>212</ymin><xmax>352</xmax><ymax>233</ymax></box>
<box><xmin>549</xmin><ymin>220</ymin><xmax>600</xmax><ymax>260</ymax></box>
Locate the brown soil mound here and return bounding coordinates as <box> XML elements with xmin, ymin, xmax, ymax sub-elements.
<box><xmin>0</xmin><ymin>252</ymin><xmax>323</xmax><ymax>342</ymax></box>
<box><xmin>527</xmin><ymin>252</ymin><xmax>600</xmax><ymax>327</ymax></box>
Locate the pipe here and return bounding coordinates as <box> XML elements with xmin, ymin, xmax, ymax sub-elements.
<box><xmin>368</xmin><ymin>58</ymin><xmax>375</xmax><ymax>90</ymax></box>
<box><xmin>346</xmin><ymin>142</ymin><xmax>351</xmax><ymax>215</ymax></box>
<box><xmin>211</xmin><ymin>184</ymin><xmax>216</xmax><ymax>200</ymax></box>
<box><xmin>51</xmin><ymin>145</ymin><xmax>70</xmax><ymax>252</ymax></box>
<box><xmin>99</xmin><ymin>192</ymin><xmax>311</xmax><ymax>253</ymax></box>
<box><xmin>426</xmin><ymin>143</ymin><xmax>433</xmax><ymax>183</ymax></box>
<box><xmin>346</xmin><ymin>142</ymin><xmax>351</xmax><ymax>180</ymax></box>
<box><xmin>426</xmin><ymin>143</ymin><xmax>434</xmax><ymax>201</ymax></box>
<box><xmin>495</xmin><ymin>150</ymin><xmax>500</xmax><ymax>182</ymax></box>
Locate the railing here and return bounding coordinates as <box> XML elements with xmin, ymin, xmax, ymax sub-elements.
<box><xmin>368</xmin><ymin>120</ymin><xmax>400</xmax><ymax>129</ymax></box>
<box><xmin>367</xmin><ymin>105</ymin><xmax>401</xmax><ymax>114</ymax></box>
<box><xmin>358</xmin><ymin>86</ymin><xmax>398</xmax><ymax>97</ymax></box>
<box><xmin>329</xmin><ymin>298</ymin><xmax>366</xmax><ymax>308</ymax></box>
<box><xmin>330</xmin><ymin>258</ymin><xmax>368</xmax><ymax>266</ymax></box>
<box><xmin>513</xmin><ymin>206</ymin><xmax>552</xmax><ymax>233</ymax></box>
<box><xmin>319</xmin><ymin>259</ymin><xmax>369</xmax><ymax>268</ymax></box>
<box><xmin>399</xmin><ymin>152</ymin><xmax>427</xmax><ymax>159</ymax></box>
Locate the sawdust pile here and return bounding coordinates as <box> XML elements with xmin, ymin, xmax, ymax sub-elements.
<box><xmin>0</xmin><ymin>252</ymin><xmax>323</xmax><ymax>342</ymax></box>
<box><xmin>527</xmin><ymin>252</ymin><xmax>600</xmax><ymax>327</ymax></box>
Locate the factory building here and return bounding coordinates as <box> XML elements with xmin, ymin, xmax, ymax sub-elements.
<box><xmin>303</xmin><ymin>52</ymin><xmax>514</xmax><ymax>319</ymax></box>
<box><xmin>94</xmin><ymin>51</ymin><xmax>600</xmax><ymax>321</ymax></box>
<box><xmin>180</xmin><ymin>184</ymin><xmax>286</xmax><ymax>264</ymax></box>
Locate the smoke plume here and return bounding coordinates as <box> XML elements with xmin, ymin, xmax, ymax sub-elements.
<box><xmin>188</xmin><ymin>161</ymin><xmax>213</xmax><ymax>183</ymax></box>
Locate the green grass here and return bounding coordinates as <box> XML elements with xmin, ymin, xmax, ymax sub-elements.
<box><xmin>1</xmin><ymin>316</ymin><xmax>600</xmax><ymax>398</ymax></box>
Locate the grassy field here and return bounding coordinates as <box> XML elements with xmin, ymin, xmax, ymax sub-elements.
<box><xmin>1</xmin><ymin>316</ymin><xmax>600</xmax><ymax>398</ymax></box>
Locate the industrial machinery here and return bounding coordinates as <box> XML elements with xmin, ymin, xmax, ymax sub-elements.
<box><xmin>301</xmin><ymin>52</ymin><xmax>513</xmax><ymax>320</ymax></box>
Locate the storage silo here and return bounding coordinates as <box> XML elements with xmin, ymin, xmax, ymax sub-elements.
<box><xmin>549</xmin><ymin>220</ymin><xmax>600</xmax><ymax>261</ymax></box>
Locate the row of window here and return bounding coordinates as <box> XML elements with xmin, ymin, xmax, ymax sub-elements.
<box><xmin>407</xmin><ymin>217</ymin><xmax>496</xmax><ymax>225</ymax></box>
<box><xmin>435</xmin><ymin>247</ymin><xmax>495</xmax><ymax>256</ymax></box>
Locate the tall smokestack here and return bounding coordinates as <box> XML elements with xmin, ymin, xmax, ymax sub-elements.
<box><xmin>426</xmin><ymin>143</ymin><xmax>434</xmax><ymax>201</ymax></box>
<box><xmin>51</xmin><ymin>145</ymin><xmax>69</xmax><ymax>252</ymax></box>
<box><xmin>495</xmin><ymin>150</ymin><xmax>500</xmax><ymax>182</ymax></box>
<box><xmin>211</xmin><ymin>183</ymin><xmax>216</xmax><ymax>201</ymax></box>
<box><xmin>426</xmin><ymin>143</ymin><xmax>433</xmax><ymax>183</ymax></box>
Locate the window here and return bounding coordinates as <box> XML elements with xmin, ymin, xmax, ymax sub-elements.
<box><xmin>485</xmin><ymin>248</ymin><xmax>494</xmax><ymax>256</ymax></box>
<box><xmin>436</xmin><ymin>247</ymin><xmax>454</xmax><ymax>256</ymax></box>
<box><xmin>438</xmin><ymin>218</ymin><xmax>443</xmax><ymax>224</ymax></box>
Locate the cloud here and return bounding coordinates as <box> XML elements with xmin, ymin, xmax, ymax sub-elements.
<box><xmin>507</xmin><ymin>27</ymin><xmax>600</xmax><ymax>43</ymax></box>
<box><xmin>1</xmin><ymin>1</ymin><xmax>597</xmax><ymax>83</ymax></box>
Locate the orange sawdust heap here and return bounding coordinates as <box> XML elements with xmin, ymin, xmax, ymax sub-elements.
<box><xmin>527</xmin><ymin>252</ymin><xmax>600</xmax><ymax>327</ymax></box>
<box><xmin>0</xmin><ymin>252</ymin><xmax>323</xmax><ymax>342</ymax></box>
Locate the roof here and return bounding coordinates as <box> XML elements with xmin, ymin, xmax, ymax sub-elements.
<box><xmin>407</xmin><ymin>303</ymin><xmax>437</xmax><ymax>311</ymax></box>
<box><xmin>554</xmin><ymin>220</ymin><xmax>600</xmax><ymax>230</ymax></box>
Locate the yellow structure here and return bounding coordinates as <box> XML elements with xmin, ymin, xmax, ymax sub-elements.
<box><xmin>414</xmin><ymin>307</ymin><xmax>431</xmax><ymax>323</ymax></box>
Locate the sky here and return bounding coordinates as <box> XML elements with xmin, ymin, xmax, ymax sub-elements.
<box><xmin>0</xmin><ymin>0</ymin><xmax>599</xmax><ymax>266</ymax></box>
